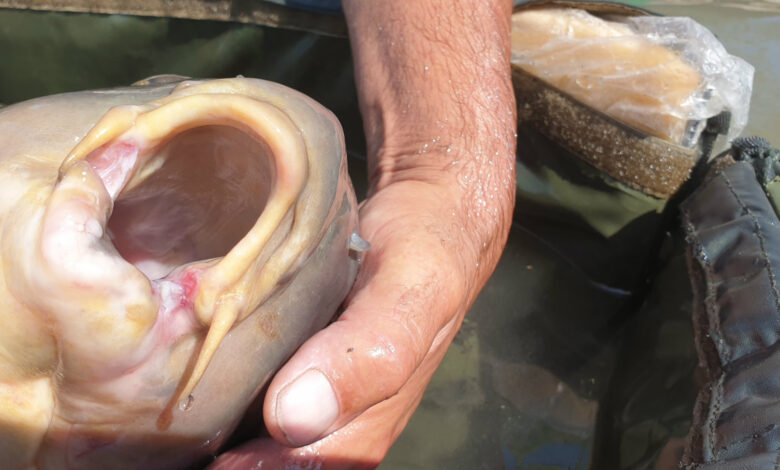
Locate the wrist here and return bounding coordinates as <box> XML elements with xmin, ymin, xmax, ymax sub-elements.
<box><xmin>363</xmin><ymin>157</ymin><xmax>514</xmax><ymax>299</ymax></box>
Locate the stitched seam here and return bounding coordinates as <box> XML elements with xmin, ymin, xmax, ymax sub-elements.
<box><xmin>681</xmin><ymin>206</ymin><xmax>726</xmax><ymax>463</ymax></box>
<box><xmin>684</xmin><ymin>206</ymin><xmax>730</xmax><ymax>365</ymax></box>
<box><xmin>722</xmin><ymin>172</ymin><xmax>780</xmax><ymax>318</ymax></box>
<box><xmin>708</xmin><ymin>374</ymin><xmax>724</xmax><ymax>460</ymax></box>
<box><xmin>725</xmin><ymin>423</ymin><xmax>777</xmax><ymax>447</ymax></box>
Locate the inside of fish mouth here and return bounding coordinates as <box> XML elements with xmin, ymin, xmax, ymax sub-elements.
<box><xmin>90</xmin><ymin>125</ymin><xmax>274</xmax><ymax>280</ymax></box>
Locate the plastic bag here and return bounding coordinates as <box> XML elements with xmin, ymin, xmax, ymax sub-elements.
<box><xmin>511</xmin><ymin>8</ymin><xmax>754</xmax><ymax>147</ymax></box>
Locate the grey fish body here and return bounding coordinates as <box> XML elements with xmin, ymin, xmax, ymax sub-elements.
<box><xmin>0</xmin><ymin>77</ymin><xmax>359</xmax><ymax>469</ymax></box>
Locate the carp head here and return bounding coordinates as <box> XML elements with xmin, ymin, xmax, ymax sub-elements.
<box><xmin>0</xmin><ymin>77</ymin><xmax>362</xmax><ymax>469</ymax></box>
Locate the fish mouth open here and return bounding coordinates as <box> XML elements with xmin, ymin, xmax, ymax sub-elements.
<box><xmin>60</xmin><ymin>91</ymin><xmax>308</xmax><ymax>311</ymax></box>
<box><xmin>53</xmin><ymin>89</ymin><xmax>311</xmax><ymax>423</ymax></box>
<box><xmin>104</xmin><ymin>124</ymin><xmax>274</xmax><ymax>281</ymax></box>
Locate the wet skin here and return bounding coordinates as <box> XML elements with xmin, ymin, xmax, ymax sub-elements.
<box><xmin>212</xmin><ymin>1</ymin><xmax>518</xmax><ymax>468</ymax></box>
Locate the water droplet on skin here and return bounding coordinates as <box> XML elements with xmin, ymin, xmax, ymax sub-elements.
<box><xmin>180</xmin><ymin>394</ymin><xmax>194</xmax><ymax>411</ymax></box>
<box><xmin>349</xmin><ymin>232</ymin><xmax>371</xmax><ymax>253</ymax></box>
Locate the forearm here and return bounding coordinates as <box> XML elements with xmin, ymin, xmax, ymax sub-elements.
<box><xmin>343</xmin><ymin>0</ymin><xmax>517</xmax><ymax>294</ymax></box>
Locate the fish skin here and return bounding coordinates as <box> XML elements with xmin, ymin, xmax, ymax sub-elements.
<box><xmin>0</xmin><ymin>77</ymin><xmax>360</xmax><ymax>469</ymax></box>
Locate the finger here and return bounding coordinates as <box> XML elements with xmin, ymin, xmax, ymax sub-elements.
<box><xmin>207</xmin><ymin>419</ymin><xmax>390</xmax><ymax>470</ymax></box>
<box><xmin>262</xmin><ymin>205</ymin><xmax>467</xmax><ymax>447</ymax></box>
<box><xmin>210</xmin><ymin>325</ymin><xmax>455</xmax><ymax>470</ymax></box>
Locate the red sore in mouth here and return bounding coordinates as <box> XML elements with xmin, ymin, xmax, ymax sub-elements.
<box><xmin>178</xmin><ymin>268</ymin><xmax>203</xmax><ymax>310</ymax></box>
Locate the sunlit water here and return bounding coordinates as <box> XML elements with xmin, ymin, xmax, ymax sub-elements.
<box><xmin>380</xmin><ymin>2</ymin><xmax>779</xmax><ymax>469</ymax></box>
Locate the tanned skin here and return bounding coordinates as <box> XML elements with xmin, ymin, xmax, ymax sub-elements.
<box><xmin>211</xmin><ymin>1</ymin><xmax>516</xmax><ymax>468</ymax></box>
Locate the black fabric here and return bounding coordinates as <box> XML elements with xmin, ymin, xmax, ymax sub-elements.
<box><xmin>732</xmin><ymin>136</ymin><xmax>780</xmax><ymax>186</ymax></box>
<box><xmin>681</xmin><ymin>157</ymin><xmax>780</xmax><ymax>466</ymax></box>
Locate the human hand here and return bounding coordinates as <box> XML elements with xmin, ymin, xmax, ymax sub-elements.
<box><xmin>210</xmin><ymin>168</ymin><xmax>510</xmax><ymax>469</ymax></box>
<box><xmin>210</xmin><ymin>1</ymin><xmax>516</xmax><ymax>468</ymax></box>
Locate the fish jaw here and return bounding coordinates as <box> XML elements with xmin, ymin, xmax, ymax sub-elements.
<box><xmin>0</xmin><ymin>78</ymin><xmax>359</xmax><ymax>469</ymax></box>
<box><xmin>59</xmin><ymin>92</ymin><xmax>311</xmax><ymax>407</ymax></box>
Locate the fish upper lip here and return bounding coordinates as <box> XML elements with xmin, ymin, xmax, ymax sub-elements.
<box><xmin>59</xmin><ymin>91</ymin><xmax>317</xmax><ymax>419</ymax></box>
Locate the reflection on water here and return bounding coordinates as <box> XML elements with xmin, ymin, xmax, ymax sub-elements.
<box><xmin>381</xmin><ymin>1</ymin><xmax>778</xmax><ymax>469</ymax></box>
